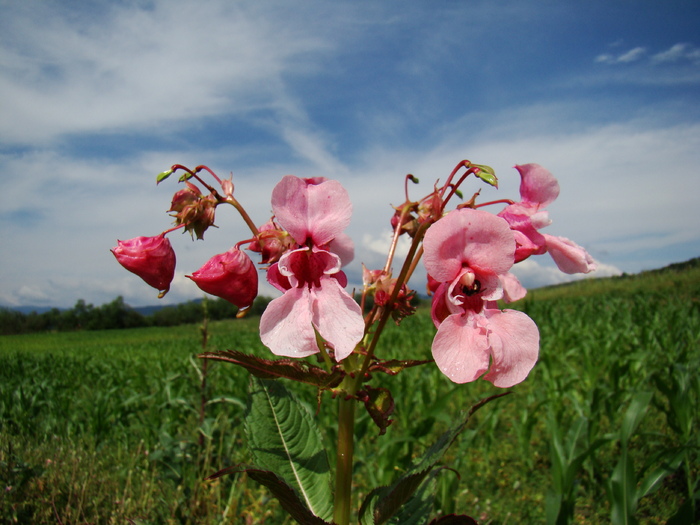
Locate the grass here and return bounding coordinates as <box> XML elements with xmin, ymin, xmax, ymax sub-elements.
<box><xmin>1</xmin><ymin>261</ymin><xmax>699</xmax><ymax>524</ymax></box>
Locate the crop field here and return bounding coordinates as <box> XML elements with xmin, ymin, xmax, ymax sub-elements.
<box><xmin>1</xmin><ymin>263</ymin><xmax>699</xmax><ymax>524</ymax></box>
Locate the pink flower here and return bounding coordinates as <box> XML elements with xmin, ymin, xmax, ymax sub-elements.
<box><xmin>111</xmin><ymin>234</ymin><xmax>176</xmax><ymax>298</ymax></box>
<box><xmin>423</xmin><ymin>208</ymin><xmax>539</xmax><ymax>387</ymax></box>
<box><xmin>499</xmin><ymin>164</ymin><xmax>596</xmax><ymax>274</ymax></box>
<box><xmin>259</xmin><ymin>176</ymin><xmax>363</xmax><ymax>361</ymax></box>
<box><xmin>187</xmin><ymin>247</ymin><xmax>258</xmax><ymax>309</ymax></box>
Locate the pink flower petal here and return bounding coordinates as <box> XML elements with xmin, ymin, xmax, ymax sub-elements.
<box><xmin>516</xmin><ymin>164</ymin><xmax>560</xmax><ymax>208</ymax></box>
<box><xmin>271</xmin><ymin>176</ymin><xmax>352</xmax><ymax>246</ymax></box>
<box><xmin>328</xmin><ymin>232</ymin><xmax>355</xmax><ymax>266</ymax></box>
<box><xmin>500</xmin><ymin>272</ymin><xmax>527</xmax><ymax>303</ymax></box>
<box><xmin>423</xmin><ymin>208</ymin><xmax>515</xmax><ymax>283</ymax></box>
<box><xmin>259</xmin><ymin>287</ymin><xmax>318</xmax><ymax>358</ymax></box>
<box><xmin>543</xmin><ymin>234</ymin><xmax>597</xmax><ymax>274</ymax></box>
<box><xmin>431</xmin><ymin>313</ymin><xmax>491</xmax><ymax>383</ymax></box>
<box><xmin>310</xmin><ymin>278</ymin><xmax>364</xmax><ymax>361</ymax></box>
<box><xmin>482</xmin><ymin>309</ymin><xmax>539</xmax><ymax>387</ymax></box>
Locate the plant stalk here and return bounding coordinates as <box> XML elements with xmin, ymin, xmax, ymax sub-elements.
<box><xmin>333</xmin><ymin>395</ymin><xmax>356</xmax><ymax>525</ymax></box>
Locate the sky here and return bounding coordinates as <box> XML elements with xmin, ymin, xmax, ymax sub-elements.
<box><xmin>1</xmin><ymin>0</ymin><xmax>699</xmax><ymax>309</ymax></box>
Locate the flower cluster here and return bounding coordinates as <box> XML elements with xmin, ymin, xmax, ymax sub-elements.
<box><xmin>112</xmin><ymin>168</ymin><xmax>364</xmax><ymax>362</ymax></box>
<box><xmin>113</xmin><ymin>161</ymin><xmax>595</xmax><ymax>388</ymax></box>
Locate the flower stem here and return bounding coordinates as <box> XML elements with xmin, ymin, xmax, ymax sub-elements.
<box><xmin>334</xmin><ymin>393</ymin><xmax>356</xmax><ymax>525</ymax></box>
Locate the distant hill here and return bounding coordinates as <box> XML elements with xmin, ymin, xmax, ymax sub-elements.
<box><xmin>6</xmin><ymin>305</ymin><xmax>63</xmax><ymax>315</ymax></box>
<box><xmin>526</xmin><ymin>256</ymin><xmax>700</xmax><ymax>301</ymax></box>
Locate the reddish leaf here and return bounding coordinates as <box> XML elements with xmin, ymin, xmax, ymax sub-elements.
<box><xmin>358</xmin><ymin>386</ymin><xmax>395</xmax><ymax>435</ymax></box>
<box><xmin>429</xmin><ymin>514</ymin><xmax>479</xmax><ymax>525</ymax></box>
<box><xmin>368</xmin><ymin>358</ymin><xmax>432</xmax><ymax>376</ymax></box>
<box><xmin>199</xmin><ymin>350</ymin><xmax>344</xmax><ymax>389</ymax></box>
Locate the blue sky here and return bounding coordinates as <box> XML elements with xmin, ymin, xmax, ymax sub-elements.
<box><xmin>1</xmin><ymin>0</ymin><xmax>699</xmax><ymax>308</ymax></box>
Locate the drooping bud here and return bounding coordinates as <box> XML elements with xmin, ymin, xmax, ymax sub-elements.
<box><xmin>187</xmin><ymin>247</ymin><xmax>258</xmax><ymax>309</ymax></box>
<box><xmin>111</xmin><ymin>234</ymin><xmax>176</xmax><ymax>298</ymax></box>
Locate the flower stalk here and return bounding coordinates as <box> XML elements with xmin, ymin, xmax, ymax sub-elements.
<box><xmin>334</xmin><ymin>390</ymin><xmax>356</xmax><ymax>525</ymax></box>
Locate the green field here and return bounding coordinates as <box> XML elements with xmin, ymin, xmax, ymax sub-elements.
<box><xmin>2</xmin><ymin>262</ymin><xmax>699</xmax><ymax>524</ymax></box>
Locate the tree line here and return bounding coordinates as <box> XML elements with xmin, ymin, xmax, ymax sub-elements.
<box><xmin>0</xmin><ymin>295</ymin><xmax>273</xmax><ymax>335</ymax></box>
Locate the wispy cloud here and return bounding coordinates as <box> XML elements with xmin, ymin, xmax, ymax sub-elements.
<box><xmin>595</xmin><ymin>46</ymin><xmax>646</xmax><ymax>64</ymax></box>
<box><xmin>596</xmin><ymin>42</ymin><xmax>700</xmax><ymax>68</ymax></box>
<box><xmin>651</xmin><ymin>43</ymin><xmax>700</xmax><ymax>64</ymax></box>
<box><xmin>0</xmin><ymin>1</ymin><xmax>341</xmax><ymax>146</ymax></box>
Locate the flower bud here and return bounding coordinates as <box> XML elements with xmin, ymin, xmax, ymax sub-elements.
<box><xmin>187</xmin><ymin>248</ymin><xmax>258</xmax><ymax>308</ymax></box>
<box><xmin>168</xmin><ymin>182</ymin><xmax>218</xmax><ymax>240</ymax></box>
<box><xmin>248</xmin><ymin>219</ymin><xmax>296</xmax><ymax>264</ymax></box>
<box><xmin>111</xmin><ymin>234</ymin><xmax>176</xmax><ymax>298</ymax></box>
<box><xmin>220</xmin><ymin>177</ymin><xmax>234</xmax><ymax>198</ymax></box>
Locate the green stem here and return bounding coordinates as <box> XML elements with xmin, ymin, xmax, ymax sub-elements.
<box><xmin>334</xmin><ymin>392</ymin><xmax>356</xmax><ymax>525</ymax></box>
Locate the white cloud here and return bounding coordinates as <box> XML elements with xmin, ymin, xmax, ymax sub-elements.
<box><xmin>594</xmin><ymin>43</ymin><xmax>700</xmax><ymax>85</ymax></box>
<box><xmin>510</xmin><ymin>258</ymin><xmax>622</xmax><ymax>290</ymax></box>
<box><xmin>595</xmin><ymin>47</ymin><xmax>646</xmax><ymax>64</ymax></box>
<box><xmin>651</xmin><ymin>43</ymin><xmax>700</xmax><ymax>64</ymax></box>
<box><xmin>0</xmin><ymin>0</ymin><xmax>341</xmax><ymax>145</ymax></box>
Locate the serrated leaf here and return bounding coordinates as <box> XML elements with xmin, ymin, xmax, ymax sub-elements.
<box><xmin>359</xmin><ymin>470</ymin><xmax>429</xmax><ymax>525</ymax></box>
<box><xmin>245</xmin><ymin>377</ymin><xmax>334</xmax><ymax>521</ymax></box>
<box><xmin>388</xmin><ymin>468</ymin><xmax>443</xmax><ymax>525</ymax></box>
<box><xmin>155</xmin><ymin>169</ymin><xmax>174</xmax><ymax>184</ymax></box>
<box><xmin>472</xmin><ymin>164</ymin><xmax>498</xmax><ymax>188</ymax></box>
<box><xmin>200</xmin><ymin>350</ymin><xmax>344</xmax><ymax>389</ymax></box>
<box><xmin>206</xmin><ymin>465</ymin><xmax>331</xmax><ymax>525</ymax></box>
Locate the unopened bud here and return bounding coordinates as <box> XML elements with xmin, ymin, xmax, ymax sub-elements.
<box><xmin>221</xmin><ymin>177</ymin><xmax>234</xmax><ymax>198</ymax></box>
<box><xmin>111</xmin><ymin>234</ymin><xmax>176</xmax><ymax>298</ymax></box>
<box><xmin>187</xmin><ymin>248</ymin><xmax>258</xmax><ymax>308</ymax></box>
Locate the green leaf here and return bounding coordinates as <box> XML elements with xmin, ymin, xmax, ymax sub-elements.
<box><xmin>619</xmin><ymin>391</ymin><xmax>652</xmax><ymax>446</ymax></box>
<box><xmin>200</xmin><ymin>350</ymin><xmax>344</xmax><ymax>389</ymax></box>
<box><xmin>206</xmin><ymin>465</ymin><xmax>331</xmax><ymax>525</ymax></box>
<box><xmin>609</xmin><ymin>449</ymin><xmax>639</xmax><ymax>525</ymax></box>
<box><xmin>155</xmin><ymin>168</ymin><xmax>174</xmax><ymax>184</ymax></box>
<box><xmin>472</xmin><ymin>164</ymin><xmax>498</xmax><ymax>188</ymax></box>
<box><xmin>244</xmin><ymin>377</ymin><xmax>334</xmax><ymax>522</ymax></box>
<box><xmin>607</xmin><ymin>392</ymin><xmax>653</xmax><ymax>525</ymax></box>
<box><xmin>387</xmin><ymin>469</ymin><xmax>438</xmax><ymax>525</ymax></box>
<box><xmin>429</xmin><ymin>515</ymin><xmax>479</xmax><ymax>525</ymax></box>
<box><xmin>360</xmin><ymin>392</ymin><xmax>510</xmax><ymax>525</ymax></box>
